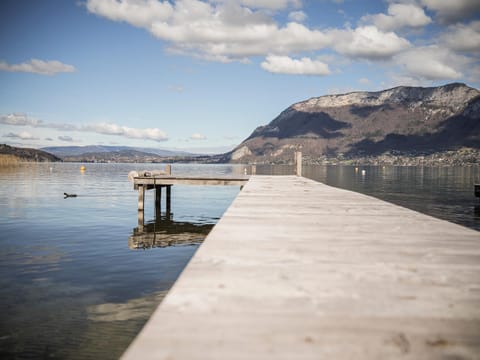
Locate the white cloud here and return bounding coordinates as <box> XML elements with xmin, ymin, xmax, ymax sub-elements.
<box><xmin>333</xmin><ymin>26</ymin><xmax>411</xmax><ymax>60</ymax></box>
<box><xmin>86</xmin><ymin>0</ymin><xmax>173</xmax><ymax>27</ymax></box>
<box><xmin>359</xmin><ymin>77</ymin><xmax>370</xmax><ymax>84</ymax></box>
<box><xmin>168</xmin><ymin>85</ymin><xmax>185</xmax><ymax>92</ymax></box>
<box><xmin>395</xmin><ymin>45</ymin><xmax>466</xmax><ymax>80</ymax></box>
<box><xmin>388</xmin><ymin>73</ymin><xmax>426</xmax><ymax>87</ymax></box>
<box><xmin>58</xmin><ymin>135</ymin><xmax>74</xmax><ymax>142</ymax></box>
<box><xmin>261</xmin><ymin>55</ymin><xmax>330</xmax><ymax>75</ymax></box>
<box><xmin>218</xmin><ymin>0</ymin><xmax>302</xmax><ymax>10</ymax></box>
<box><xmin>421</xmin><ymin>0</ymin><xmax>480</xmax><ymax>23</ymax></box>
<box><xmin>190</xmin><ymin>133</ymin><xmax>207</xmax><ymax>140</ymax></box>
<box><xmin>288</xmin><ymin>10</ymin><xmax>306</xmax><ymax>22</ymax></box>
<box><xmin>84</xmin><ymin>122</ymin><xmax>168</xmax><ymax>141</ymax></box>
<box><xmin>362</xmin><ymin>3</ymin><xmax>431</xmax><ymax>31</ymax></box>
<box><xmin>0</xmin><ymin>59</ymin><xmax>76</xmax><ymax>75</ymax></box>
<box><xmin>85</xmin><ymin>0</ymin><xmax>330</xmax><ymax>62</ymax></box>
<box><xmin>442</xmin><ymin>20</ymin><xmax>480</xmax><ymax>52</ymax></box>
<box><xmin>0</xmin><ymin>113</ymin><xmax>43</xmax><ymax>126</ymax></box>
<box><xmin>3</xmin><ymin>131</ymin><xmax>39</xmax><ymax>140</ymax></box>
<box><xmin>85</xmin><ymin>1</ymin><xmax>411</xmax><ymax>69</ymax></box>
<box><xmin>0</xmin><ymin>113</ymin><xmax>169</xmax><ymax>142</ymax></box>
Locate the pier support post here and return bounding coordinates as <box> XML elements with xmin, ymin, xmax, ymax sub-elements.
<box><xmin>166</xmin><ymin>185</ymin><xmax>172</xmax><ymax>215</ymax></box>
<box><xmin>138</xmin><ymin>184</ymin><xmax>145</xmax><ymax>212</ymax></box>
<box><xmin>295</xmin><ymin>151</ymin><xmax>302</xmax><ymax>177</ymax></box>
<box><xmin>165</xmin><ymin>164</ymin><xmax>172</xmax><ymax>175</ymax></box>
<box><xmin>155</xmin><ymin>186</ymin><xmax>162</xmax><ymax>218</ymax></box>
<box><xmin>137</xmin><ymin>184</ymin><xmax>145</xmax><ymax>230</ymax></box>
<box><xmin>137</xmin><ymin>210</ymin><xmax>144</xmax><ymax>231</ymax></box>
<box><xmin>251</xmin><ymin>165</ymin><xmax>256</xmax><ymax>175</ymax></box>
<box><xmin>155</xmin><ymin>186</ymin><xmax>162</xmax><ymax>208</ymax></box>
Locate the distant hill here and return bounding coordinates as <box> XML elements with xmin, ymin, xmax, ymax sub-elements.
<box><xmin>42</xmin><ymin>145</ymin><xmax>195</xmax><ymax>158</ymax></box>
<box><xmin>226</xmin><ymin>83</ymin><xmax>480</xmax><ymax>164</ymax></box>
<box><xmin>0</xmin><ymin>144</ymin><xmax>61</xmax><ymax>162</ymax></box>
<box><xmin>40</xmin><ymin>145</ymin><xmax>226</xmax><ymax>163</ymax></box>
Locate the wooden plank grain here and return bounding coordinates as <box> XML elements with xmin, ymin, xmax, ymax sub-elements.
<box><xmin>123</xmin><ymin>176</ymin><xmax>480</xmax><ymax>360</ymax></box>
<box><xmin>134</xmin><ymin>175</ymin><xmax>250</xmax><ymax>187</ymax></box>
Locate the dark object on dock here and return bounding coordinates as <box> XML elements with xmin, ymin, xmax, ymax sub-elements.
<box><xmin>475</xmin><ymin>184</ymin><xmax>480</xmax><ymax>198</ymax></box>
<box><xmin>64</xmin><ymin>192</ymin><xmax>77</xmax><ymax>198</ymax></box>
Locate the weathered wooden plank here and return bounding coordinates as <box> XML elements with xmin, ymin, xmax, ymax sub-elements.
<box><xmin>123</xmin><ymin>176</ymin><xmax>480</xmax><ymax>360</ymax></box>
<box><xmin>134</xmin><ymin>176</ymin><xmax>249</xmax><ymax>187</ymax></box>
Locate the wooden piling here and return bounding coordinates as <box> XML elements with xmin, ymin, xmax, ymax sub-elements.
<box><xmin>138</xmin><ymin>184</ymin><xmax>145</xmax><ymax>211</ymax></box>
<box><xmin>137</xmin><ymin>210</ymin><xmax>144</xmax><ymax>231</ymax></box>
<box><xmin>155</xmin><ymin>186</ymin><xmax>162</xmax><ymax>218</ymax></box>
<box><xmin>295</xmin><ymin>151</ymin><xmax>302</xmax><ymax>176</ymax></box>
<box><xmin>166</xmin><ymin>185</ymin><xmax>172</xmax><ymax>215</ymax></box>
<box><xmin>155</xmin><ymin>186</ymin><xmax>162</xmax><ymax>208</ymax></box>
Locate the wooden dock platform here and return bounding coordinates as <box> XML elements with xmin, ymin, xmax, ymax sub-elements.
<box><xmin>133</xmin><ymin>175</ymin><xmax>250</xmax><ymax>187</ymax></box>
<box><xmin>132</xmin><ymin>169</ymin><xmax>249</xmax><ymax>226</ymax></box>
<box><xmin>123</xmin><ymin>175</ymin><xmax>480</xmax><ymax>359</ymax></box>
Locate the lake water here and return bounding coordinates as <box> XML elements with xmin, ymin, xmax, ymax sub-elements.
<box><xmin>0</xmin><ymin>163</ymin><xmax>243</xmax><ymax>359</ymax></box>
<box><xmin>1</xmin><ymin>163</ymin><xmax>479</xmax><ymax>359</ymax></box>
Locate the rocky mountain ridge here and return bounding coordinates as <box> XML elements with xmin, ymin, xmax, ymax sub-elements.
<box><xmin>229</xmin><ymin>83</ymin><xmax>480</xmax><ymax>164</ymax></box>
<box><xmin>296</xmin><ymin>82</ymin><xmax>478</xmax><ymax>109</ymax></box>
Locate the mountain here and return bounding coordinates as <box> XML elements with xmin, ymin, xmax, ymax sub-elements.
<box><xmin>40</xmin><ymin>145</ymin><xmax>226</xmax><ymax>163</ymax></box>
<box><xmin>41</xmin><ymin>145</ymin><xmax>194</xmax><ymax>158</ymax></box>
<box><xmin>0</xmin><ymin>144</ymin><xmax>61</xmax><ymax>162</ymax></box>
<box><xmin>227</xmin><ymin>83</ymin><xmax>480</xmax><ymax>163</ymax></box>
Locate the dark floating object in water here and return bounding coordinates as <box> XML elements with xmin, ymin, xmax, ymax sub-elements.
<box><xmin>64</xmin><ymin>192</ymin><xmax>77</xmax><ymax>198</ymax></box>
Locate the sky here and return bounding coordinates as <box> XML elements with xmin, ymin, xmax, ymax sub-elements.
<box><xmin>0</xmin><ymin>0</ymin><xmax>479</xmax><ymax>153</ymax></box>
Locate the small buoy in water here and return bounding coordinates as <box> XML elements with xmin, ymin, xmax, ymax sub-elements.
<box><xmin>361</xmin><ymin>169</ymin><xmax>366</xmax><ymax>176</ymax></box>
<box><xmin>354</xmin><ymin>167</ymin><xmax>359</xmax><ymax>172</ymax></box>
<box><xmin>80</xmin><ymin>166</ymin><xmax>86</xmax><ymax>172</ymax></box>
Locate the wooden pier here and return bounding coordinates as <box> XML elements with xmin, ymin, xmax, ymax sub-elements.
<box><xmin>124</xmin><ymin>175</ymin><xmax>480</xmax><ymax>359</ymax></box>
<box><xmin>131</xmin><ymin>167</ymin><xmax>249</xmax><ymax>227</ymax></box>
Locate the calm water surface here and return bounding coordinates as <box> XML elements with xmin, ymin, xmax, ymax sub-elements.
<box><xmin>0</xmin><ymin>163</ymin><xmax>243</xmax><ymax>359</ymax></box>
<box><xmin>256</xmin><ymin>164</ymin><xmax>480</xmax><ymax>231</ymax></box>
<box><xmin>302</xmin><ymin>165</ymin><xmax>480</xmax><ymax>231</ymax></box>
<box><xmin>1</xmin><ymin>163</ymin><xmax>479</xmax><ymax>359</ymax></box>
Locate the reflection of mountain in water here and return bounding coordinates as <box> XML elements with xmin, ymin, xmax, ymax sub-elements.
<box><xmin>129</xmin><ymin>217</ymin><xmax>214</xmax><ymax>250</ymax></box>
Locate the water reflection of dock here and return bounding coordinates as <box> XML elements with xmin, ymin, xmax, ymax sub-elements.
<box><xmin>129</xmin><ymin>218</ymin><xmax>213</xmax><ymax>250</ymax></box>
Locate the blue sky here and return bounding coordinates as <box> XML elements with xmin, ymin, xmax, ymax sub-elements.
<box><xmin>1</xmin><ymin>0</ymin><xmax>479</xmax><ymax>153</ymax></box>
